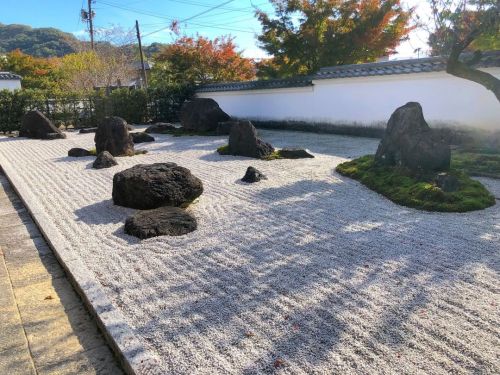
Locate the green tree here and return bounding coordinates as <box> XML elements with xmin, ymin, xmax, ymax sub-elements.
<box><xmin>427</xmin><ymin>0</ymin><xmax>499</xmax><ymax>101</ymax></box>
<box><xmin>255</xmin><ymin>0</ymin><xmax>413</xmax><ymax>77</ymax></box>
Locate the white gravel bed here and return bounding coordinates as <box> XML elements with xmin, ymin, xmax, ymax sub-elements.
<box><xmin>0</xmin><ymin>128</ymin><xmax>499</xmax><ymax>374</ymax></box>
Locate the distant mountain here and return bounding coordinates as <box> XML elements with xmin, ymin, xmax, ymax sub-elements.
<box><xmin>0</xmin><ymin>23</ymin><xmax>169</xmax><ymax>58</ymax></box>
<box><xmin>0</xmin><ymin>23</ymin><xmax>80</xmax><ymax>57</ymax></box>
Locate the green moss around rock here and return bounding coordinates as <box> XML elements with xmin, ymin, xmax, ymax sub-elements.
<box><xmin>336</xmin><ymin>155</ymin><xmax>495</xmax><ymax>212</ymax></box>
<box><xmin>451</xmin><ymin>150</ymin><xmax>500</xmax><ymax>179</ymax></box>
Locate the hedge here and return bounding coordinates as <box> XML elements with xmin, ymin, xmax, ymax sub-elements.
<box><xmin>0</xmin><ymin>85</ymin><xmax>194</xmax><ymax>133</ymax></box>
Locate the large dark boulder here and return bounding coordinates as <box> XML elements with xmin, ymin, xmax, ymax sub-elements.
<box><xmin>228</xmin><ymin>121</ymin><xmax>274</xmax><ymax>159</ymax></box>
<box><xmin>19</xmin><ymin>110</ymin><xmax>65</xmax><ymax>140</ymax></box>
<box><xmin>375</xmin><ymin>102</ymin><xmax>450</xmax><ymax>172</ymax></box>
<box><xmin>131</xmin><ymin>132</ymin><xmax>155</xmax><ymax>143</ymax></box>
<box><xmin>93</xmin><ymin>151</ymin><xmax>118</xmax><ymax>169</ymax></box>
<box><xmin>180</xmin><ymin>98</ymin><xmax>230</xmax><ymax>132</ymax></box>
<box><xmin>68</xmin><ymin>148</ymin><xmax>91</xmax><ymax>157</ymax></box>
<box><xmin>112</xmin><ymin>163</ymin><xmax>203</xmax><ymax>209</ymax></box>
<box><xmin>242</xmin><ymin>166</ymin><xmax>267</xmax><ymax>183</ymax></box>
<box><xmin>94</xmin><ymin>116</ymin><xmax>134</xmax><ymax>156</ymax></box>
<box><xmin>125</xmin><ymin>206</ymin><xmax>197</xmax><ymax>239</ymax></box>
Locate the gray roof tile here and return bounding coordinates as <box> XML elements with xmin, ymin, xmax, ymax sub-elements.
<box><xmin>196</xmin><ymin>50</ymin><xmax>500</xmax><ymax>93</ymax></box>
<box><xmin>0</xmin><ymin>72</ymin><xmax>21</xmax><ymax>80</ymax></box>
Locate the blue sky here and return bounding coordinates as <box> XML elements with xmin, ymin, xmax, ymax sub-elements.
<box><xmin>1</xmin><ymin>0</ymin><xmax>429</xmax><ymax>59</ymax></box>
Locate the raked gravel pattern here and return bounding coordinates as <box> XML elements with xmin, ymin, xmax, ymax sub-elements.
<box><xmin>0</xmin><ymin>128</ymin><xmax>499</xmax><ymax>374</ymax></box>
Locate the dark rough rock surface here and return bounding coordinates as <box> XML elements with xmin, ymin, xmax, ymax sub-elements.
<box><xmin>19</xmin><ymin>110</ymin><xmax>65</xmax><ymax>140</ymax></box>
<box><xmin>112</xmin><ymin>163</ymin><xmax>203</xmax><ymax>209</ymax></box>
<box><xmin>131</xmin><ymin>132</ymin><xmax>155</xmax><ymax>143</ymax></box>
<box><xmin>145</xmin><ymin>123</ymin><xmax>178</xmax><ymax>134</ymax></box>
<box><xmin>93</xmin><ymin>151</ymin><xmax>118</xmax><ymax>169</ymax></box>
<box><xmin>125</xmin><ymin>206</ymin><xmax>197</xmax><ymax>239</ymax></box>
<box><xmin>435</xmin><ymin>172</ymin><xmax>460</xmax><ymax>192</ymax></box>
<box><xmin>279</xmin><ymin>148</ymin><xmax>314</xmax><ymax>159</ymax></box>
<box><xmin>94</xmin><ymin>116</ymin><xmax>134</xmax><ymax>156</ymax></box>
<box><xmin>79</xmin><ymin>127</ymin><xmax>98</xmax><ymax>134</ymax></box>
<box><xmin>181</xmin><ymin>98</ymin><xmax>230</xmax><ymax>132</ymax></box>
<box><xmin>216</xmin><ymin>121</ymin><xmax>235</xmax><ymax>135</ymax></box>
<box><xmin>68</xmin><ymin>148</ymin><xmax>91</xmax><ymax>157</ymax></box>
<box><xmin>375</xmin><ymin>102</ymin><xmax>450</xmax><ymax>172</ymax></box>
<box><xmin>242</xmin><ymin>166</ymin><xmax>267</xmax><ymax>183</ymax></box>
<box><xmin>228</xmin><ymin>121</ymin><xmax>274</xmax><ymax>159</ymax></box>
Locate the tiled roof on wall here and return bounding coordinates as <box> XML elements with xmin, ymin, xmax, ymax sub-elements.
<box><xmin>315</xmin><ymin>50</ymin><xmax>500</xmax><ymax>79</ymax></box>
<box><xmin>196</xmin><ymin>76</ymin><xmax>313</xmax><ymax>93</ymax></box>
<box><xmin>196</xmin><ymin>50</ymin><xmax>500</xmax><ymax>93</ymax></box>
<box><xmin>0</xmin><ymin>72</ymin><xmax>21</xmax><ymax>80</ymax></box>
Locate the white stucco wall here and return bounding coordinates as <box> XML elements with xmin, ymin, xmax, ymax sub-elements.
<box><xmin>197</xmin><ymin>68</ymin><xmax>500</xmax><ymax>131</ymax></box>
<box><xmin>0</xmin><ymin>79</ymin><xmax>22</xmax><ymax>91</ymax></box>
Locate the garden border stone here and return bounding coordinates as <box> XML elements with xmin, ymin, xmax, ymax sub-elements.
<box><xmin>0</xmin><ymin>156</ymin><xmax>162</xmax><ymax>375</ymax></box>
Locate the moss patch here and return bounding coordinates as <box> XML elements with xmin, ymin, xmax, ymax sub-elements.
<box><xmin>88</xmin><ymin>147</ymin><xmax>97</xmax><ymax>156</ymax></box>
<box><xmin>336</xmin><ymin>155</ymin><xmax>495</xmax><ymax>212</ymax></box>
<box><xmin>451</xmin><ymin>150</ymin><xmax>500</xmax><ymax>179</ymax></box>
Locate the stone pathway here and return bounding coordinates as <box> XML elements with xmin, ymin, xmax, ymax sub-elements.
<box><xmin>0</xmin><ymin>172</ymin><xmax>123</xmax><ymax>375</ymax></box>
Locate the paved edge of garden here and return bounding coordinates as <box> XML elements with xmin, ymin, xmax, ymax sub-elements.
<box><xmin>0</xmin><ymin>155</ymin><xmax>163</xmax><ymax>375</ymax></box>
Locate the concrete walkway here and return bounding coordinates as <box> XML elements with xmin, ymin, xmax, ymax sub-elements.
<box><xmin>0</xmin><ymin>172</ymin><xmax>123</xmax><ymax>374</ymax></box>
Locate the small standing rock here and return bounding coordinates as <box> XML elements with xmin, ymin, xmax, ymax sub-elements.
<box><xmin>94</xmin><ymin>116</ymin><xmax>134</xmax><ymax>156</ymax></box>
<box><xmin>242</xmin><ymin>166</ymin><xmax>267</xmax><ymax>183</ymax></box>
<box><xmin>279</xmin><ymin>148</ymin><xmax>314</xmax><ymax>159</ymax></box>
<box><xmin>131</xmin><ymin>132</ymin><xmax>155</xmax><ymax>143</ymax></box>
<box><xmin>435</xmin><ymin>172</ymin><xmax>460</xmax><ymax>192</ymax></box>
<box><xmin>68</xmin><ymin>148</ymin><xmax>91</xmax><ymax>157</ymax></box>
<box><xmin>228</xmin><ymin>121</ymin><xmax>274</xmax><ymax>159</ymax></box>
<box><xmin>93</xmin><ymin>151</ymin><xmax>118</xmax><ymax>169</ymax></box>
<box><xmin>125</xmin><ymin>206</ymin><xmax>197</xmax><ymax>239</ymax></box>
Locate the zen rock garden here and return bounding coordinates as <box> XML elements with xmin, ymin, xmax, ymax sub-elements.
<box><xmin>14</xmin><ymin>98</ymin><xmax>496</xmax><ymax>243</ymax></box>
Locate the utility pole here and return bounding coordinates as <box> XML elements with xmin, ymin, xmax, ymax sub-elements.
<box><xmin>81</xmin><ymin>1</ymin><xmax>95</xmax><ymax>50</ymax></box>
<box><xmin>88</xmin><ymin>0</ymin><xmax>94</xmax><ymax>50</ymax></box>
<box><xmin>135</xmin><ymin>20</ymin><xmax>148</xmax><ymax>89</ymax></box>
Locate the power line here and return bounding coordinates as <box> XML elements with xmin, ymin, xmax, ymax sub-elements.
<box><xmin>97</xmin><ymin>0</ymin><xmax>256</xmax><ymax>36</ymax></box>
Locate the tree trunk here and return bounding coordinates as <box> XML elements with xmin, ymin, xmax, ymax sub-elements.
<box><xmin>446</xmin><ymin>55</ymin><xmax>500</xmax><ymax>102</ymax></box>
<box><xmin>446</xmin><ymin>29</ymin><xmax>500</xmax><ymax>103</ymax></box>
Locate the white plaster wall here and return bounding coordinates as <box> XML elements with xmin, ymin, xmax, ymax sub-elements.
<box><xmin>197</xmin><ymin>68</ymin><xmax>500</xmax><ymax>131</ymax></box>
<box><xmin>0</xmin><ymin>80</ymin><xmax>21</xmax><ymax>91</ymax></box>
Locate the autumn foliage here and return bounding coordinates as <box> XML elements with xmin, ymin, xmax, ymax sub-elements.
<box><xmin>256</xmin><ymin>0</ymin><xmax>414</xmax><ymax>78</ymax></box>
<box><xmin>152</xmin><ymin>35</ymin><xmax>255</xmax><ymax>85</ymax></box>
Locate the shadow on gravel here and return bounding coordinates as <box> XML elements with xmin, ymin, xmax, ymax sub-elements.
<box><xmin>122</xmin><ymin>175</ymin><xmax>500</xmax><ymax>373</ymax></box>
<box><xmin>74</xmin><ymin>199</ymin><xmax>133</xmax><ymax>225</ymax></box>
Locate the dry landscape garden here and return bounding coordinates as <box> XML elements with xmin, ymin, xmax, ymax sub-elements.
<box><xmin>0</xmin><ymin>94</ymin><xmax>499</xmax><ymax>373</ymax></box>
<box><xmin>1</xmin><ymin>0</ymin><xmax>499</xmax><ymax>374</ymax></box>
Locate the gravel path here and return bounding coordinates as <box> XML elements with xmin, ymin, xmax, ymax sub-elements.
<box><xmin>0</xmin><ymin>129</ymin><xmax>499</xmax><ymax>374</ymax></box>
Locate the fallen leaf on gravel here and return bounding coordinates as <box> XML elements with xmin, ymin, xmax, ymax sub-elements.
<box><xmin>44</xmin><ymin>295</ymin><xmax>54</xmax><ymax>300</ymax></box>
<box><xmin>274</xmin><ymin>358</ymin><xmax>285</xmax><ymax>368</ymax></box>
<box><xmin>245</xmin><ymin>332</ymin><xmax>255</xmax><ymax>338</ymax></box>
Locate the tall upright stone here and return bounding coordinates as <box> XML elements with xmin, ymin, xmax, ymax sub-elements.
<box><xmin>228</xmin><ymin>120</ymin><xmax>274</xmax><ymax>159</ymax></box>
<box><xmin>375</xmin><ymin>102</ymin><xmax>450</xmax><ymax>172</ymax></box>
<box><xmin>94</xmin><ymin>116</ymin><xmax>134</xmax><ymax>156</ymax></box>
